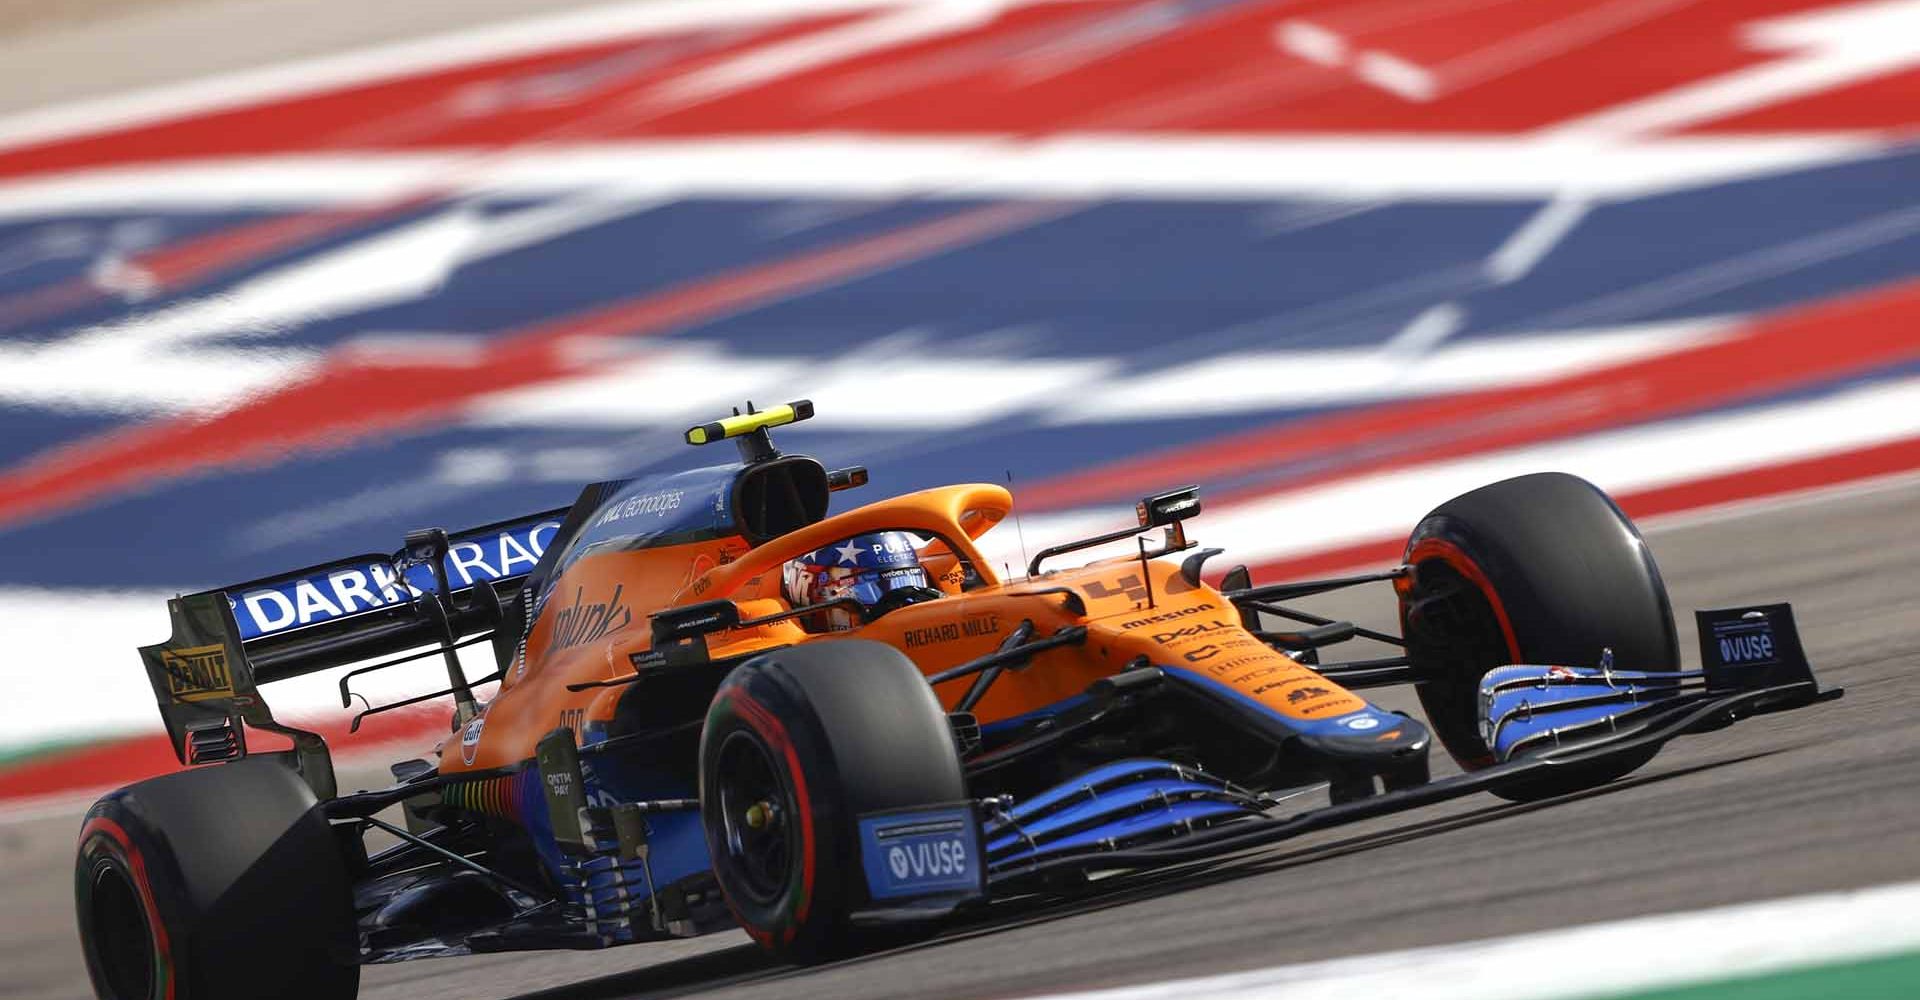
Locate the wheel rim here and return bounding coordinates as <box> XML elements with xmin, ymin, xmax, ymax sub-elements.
<box><xmin>88</xmin><ymin>858</ymin><xmax>155</xmax><ymax>1000</ymax></box>
<box><xmin>714</xmin><ymin>729</ymin><xmax>797</xmax><ymax>905</ymax></box>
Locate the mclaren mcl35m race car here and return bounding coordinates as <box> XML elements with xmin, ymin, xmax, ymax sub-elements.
<box><xmin>75</xmin><ymin>401</ymin><xmax>1836</xmax><ymax>1000</ymax></box>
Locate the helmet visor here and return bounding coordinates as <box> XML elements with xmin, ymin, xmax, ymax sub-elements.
<box><xmin>841</xmin><ymin>565</ymin><xmax>933</xmax><ymax>608</ymax></box>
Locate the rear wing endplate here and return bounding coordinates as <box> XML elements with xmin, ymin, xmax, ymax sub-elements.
<box><xmin>140</xmin><ymin>592</ymin><xmax>339</xmax><ymax>798</ymax></box>
<box><xmin>136</xmin><ymin>506</ymin><xmax>570</xmax><ymax>793</ymax></box>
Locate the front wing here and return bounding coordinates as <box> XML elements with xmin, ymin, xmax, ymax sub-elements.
<box><xmin>967</xmin><ymin>603</ymin><xmax>1836</xmax><ymax>890</ymax></box>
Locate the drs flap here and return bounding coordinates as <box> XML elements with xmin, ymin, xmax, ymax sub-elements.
<box><xmin>225</xmin><ymin>509</ymin><xmax>566</xmax><ymax>641</ymax></box>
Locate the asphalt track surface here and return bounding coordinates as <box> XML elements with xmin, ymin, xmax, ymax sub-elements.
<box><xmin>7</xmin><ymin>475</ymin><xmax>1919</xmax><ymax>1000</ymax></box>
<box><xmin>0</xmin><ymin>0</ymin><xmax>637</xmax><ymax>115</ymax></box>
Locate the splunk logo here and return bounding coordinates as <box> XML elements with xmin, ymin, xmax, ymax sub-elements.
<box><xmin>549</xmin><ymin>584</ymin><xmax>632</xmax><ymax>650</ymax></box>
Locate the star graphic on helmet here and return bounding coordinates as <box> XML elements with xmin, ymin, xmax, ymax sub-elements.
<box><xmin>834</xmin><ymin>540</ymin><xmax>865</xmax><ymax>565</ymax></box>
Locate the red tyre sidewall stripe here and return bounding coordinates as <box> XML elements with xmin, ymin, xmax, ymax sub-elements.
<box><xmin>1406</xmin><ymin>536</ymin><xmax>1519</xmax><ymax>770</ymax></box>
<box><xmin>1405</xmin><ymin>537</ymin><xmax>1523</xmax><ymax>666</ymax></box>
<box><xmin>80</xmin><ymin>815</ymin><xmax>177</xmax><ymax>1000</ymax></box>
<box><xmin>721</xmin><ymin>687</ymin><xmax>818</xmax><ymax>943</ymax></box>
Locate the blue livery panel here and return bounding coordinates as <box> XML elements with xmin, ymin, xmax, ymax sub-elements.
<box><xmin>526</xmin><ymin>463</ymin><xmax>745</xmax><ymax>618</ymax></box>
<box><xmin>858</xmin><ymin>807</ymin><xmax>983</xmax><ymax>901</ymax></box>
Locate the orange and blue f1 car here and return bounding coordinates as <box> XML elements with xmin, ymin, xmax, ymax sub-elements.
<box><xmin>75</xmin><ymin>401</ymin><xmax>1838</xmax><ymax>999</ymax></box>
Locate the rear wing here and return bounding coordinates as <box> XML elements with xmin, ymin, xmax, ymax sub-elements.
<box><xmin>137</xmin><ymin>507</ymin><xmax>569</xmax><ymax>792</ymax></box>
<box><xmin>222</xmin><ymin>507</ymin><xmax>567</xmax><ymax>683</ymax></box>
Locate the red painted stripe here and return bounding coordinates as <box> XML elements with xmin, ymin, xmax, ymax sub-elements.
<box><xmin>1</xmin><ymin>0</ymin><xmax>1888</xmax><ymax>185</ymax></box>
<box><xmin>127</xmin><ymin>193</ymin><xmax>445</xmax><ymax>292</ymax></box>
<box><xmin>0</xmin><ymin>704</ymin><xmax>448</xmax><ymax>804</ymax></box>
<box><xmin>1232</xmin><ymin>431</ymin><xmax>1920</xmax><ymax>586</ymax></box>
<box><xmin>1021</xmin><ymin>275</ymin><xmax>1920</xmax><ymax>513</ymax></box>
<box><xmin>0</xmin><ymin>201</ymin><xmax>1064</xmax><ymax>529</ymax></box>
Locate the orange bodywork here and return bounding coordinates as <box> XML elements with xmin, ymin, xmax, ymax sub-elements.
<box><xmin>444</xmin><ymin>484</ymin><xmax>1364</xmax><ymax>773</ymax></box>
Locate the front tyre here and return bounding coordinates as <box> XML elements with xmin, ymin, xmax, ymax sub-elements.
<box><xmin>1399</xmin><ymin>472</ymin><xmax>1679</xmax><ymax>801</ymax></box>
<box><xmin>74</xmin><ymin>756</ymin><xmax>359</xmax><ymax>1000</ymax></box>
<box><xmin>700</xmin><ymin>639</ymin><xmax>968</xmax><ymax>964</ymax></box>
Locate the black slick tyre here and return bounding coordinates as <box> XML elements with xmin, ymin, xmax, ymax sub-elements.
<box><xmin>1399</xmin><ymin>472</ymin><xmax>1679</xmax><ymax>801</ymax></box>
<box><xmin>699</xmin><ymin>639</ymin><xmax>967</xmax><ymax>964</ymax></box>
<box><xmin>74</xmin><ymin>756</ymin><xmax>360</xmax><ymax>1000</ymax></box>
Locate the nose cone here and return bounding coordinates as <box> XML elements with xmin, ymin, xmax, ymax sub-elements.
<box><xmin>1295</xmin><ymin>710</ymin><xmax>1431</xmax><ymax>763</ymax></box>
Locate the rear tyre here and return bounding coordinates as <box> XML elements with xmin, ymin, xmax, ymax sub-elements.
<box><xmin>700</xmin><ymin>639</ymin><xmax>967</xmax><ymax>964</ymax></box>
<box><xmin>74</xmin><ymin>755</ymin><xmax>360</xmax><ymax>1000</ymax></box>
<box><xmin>1399</xmin><ymin>472</ymin><xmax>1679</xmax><ymax>802</ymax></box>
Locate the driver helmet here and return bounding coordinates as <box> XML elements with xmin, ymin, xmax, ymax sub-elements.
<box><xmin>782</xmin><ymin>531</ymin><xmax>936</xmax><ymax>631</ymax></box>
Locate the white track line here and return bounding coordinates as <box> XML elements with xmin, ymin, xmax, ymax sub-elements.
<box><xmin>0</xmin><ymin>135</ymin><xmax>1878</xmax><ymax>215</ymax></box>
<box><xmin>1353</xmin><ymin>50</ymin><xmax>1437</xmax><ymax>101</ymax></box>
<box><xmin>1550</xmin><ymin>0</ymin><xmax>1920</xmax><ymax>138</ymax></box>
<box><xmin>1381</xmin><ymin>301</ymin><xmax>1466</xmax><ymax>355</ymax></box>
<box><xmin>1512</xmin><ymin>201</ymin><xmax>1920</xmax><ymax>331</ymax></box>
<box><xmin>1274</xmin><ymin>21</ymin><xmax>1346</xmax><ymax>66</ymax></box>
<box><xmin>1485</xmin><ymin>194</ymin><xmax>1591</xmax><ymax>283</ymax></box>
<box><xmin>1023</xmin><ymin>880</ymin><xmax>1920</xmax><ymax>1000</ymax></box>
<box><xmin>645</xmin><ymin>1</ymin><xmax>1006</xmax><ymax>107</ymax></box>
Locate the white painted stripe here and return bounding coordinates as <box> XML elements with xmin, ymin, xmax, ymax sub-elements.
<box><xmin>1485</xmin><ymin>195</ymin><xmax>1590</xmax><ymax>284</ymax></box>
<box><xmin>467</xmin><ymin>338</ymin><xmax>1116</xmax><ymax>430</ymax></box>
<box><xmin>1353</xmin><ymin>51</ymin><xmax>1437</xmax><ymax>102</ymax></box>
<box><xmin>1274</xmin><ymin>21</ymin><xmax>1346</xmax><ymax>67</ymax></box>
<box><xmin>1381</xmin><ymin>301</ymin><xmax>1466</xmax><ymax>356</ymax></box>
<box><xmin>1022</xmin><ymin>879</ymin><xmax>1920</xmax><ymax>1000</ymax></box>
<box><xmin>0</xmin><ymin>582</ymin><xmax>506</xmax><ymax>751</ymax></box>
<box><xmin>464</xmin><ymin>320</ymin><xmax>1723</xmax><ymax>430</ymax></box>
<box><xmin>0</xmin><ymin>135</ymin><xmax>1880</xmax><ymax>216</ymax></box>
<box><xmin>0</xmin><ymin>197</ymin><xmax>662</xmax><ymax>416</ymax></box>
<box><xmin>1550</xmin><ymin>0</ymin><xmax>1920</xmax><ymax>138</ymax></box>
<box><xmin>646</xmin><ymin>0</ymin><xmax>1013</xmax><ymax>105</ymax></box>
<box><xmin>1053</xmin><ymin>318</ymin><xmax>1732</xmax><ymax>422</ymax></box>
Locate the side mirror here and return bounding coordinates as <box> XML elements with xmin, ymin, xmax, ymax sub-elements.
<box><xmin>827</xmin><ymin>466</ymin><xmax>869</xmax><ymax>492</ymax></box>
<box><xmin>650</xmin><ymin>600</ymin><xmax>742</xmax><ymax>648</ymax></box>
<box><xmin>1137</xmin><ymin>486</ymin><xmax>1201</xmax><ymax>550</ymax></box>
<box><xmin>642</xmin><ymin>600</ymin><xmax>744</xmax><ymax>671</ymax></box>
<box><xmin>1136</xmin><ymin>486</ymin><xmax>1201</xmax><ymax>528</ymax></box>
